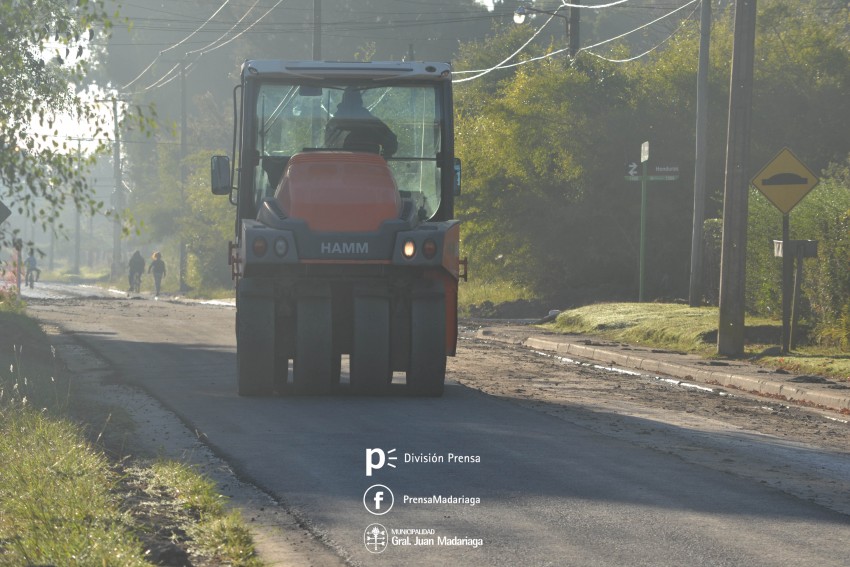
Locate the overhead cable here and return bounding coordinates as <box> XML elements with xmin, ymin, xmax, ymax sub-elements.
<box><xmin>581</xmin><ymin>0</ymin><xmax>698</xmax><ymax>57</ymax></box>
<box><xmin>195</xmin><ymin>0</ymin><xmax>287</xmax><ymax>56</ymax></box>
<box><xmin>453</xmin><ymin>0</ymin><xmax>699</xmax><ymax>81</ymax></box>
<box><xmin>121</xmin><ymin>0</ymin><xmax>231</xmax><ymax>90</ymax></box>
<box><xmin>136</xmin><ymin>0</ymin><xmax>287</xmax><ymax>93</ymax></box>
<box><xmin>185</xmin><ymin>0</ymin><xmax>262</xmax><ymax>56</ymax></box>
<box><xmin>452</xmin><ymin>11</ymin><xmax>560</xmax><ymax>84</ymax></box>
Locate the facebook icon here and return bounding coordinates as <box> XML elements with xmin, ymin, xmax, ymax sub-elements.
<box><xmin>363</xmin><ymin>484</ymin><xmax>394</xmax><ymax>515</ymax></box>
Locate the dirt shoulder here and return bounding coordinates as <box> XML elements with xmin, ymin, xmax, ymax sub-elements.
<box><xmin>454</xmin><ymin>321</ymin><xmax>850</xmax><ymax>516</ymax></box>
<box><xmin>35</xmin><ymin>313</ymin><xmax>348</xmax><ymax>567</ymax></box>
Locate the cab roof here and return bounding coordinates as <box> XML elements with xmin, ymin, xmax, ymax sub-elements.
<box><xmin>241</xmin><ymin>60</ymin><xmax>452</xmax><ymax>82</ymax></box>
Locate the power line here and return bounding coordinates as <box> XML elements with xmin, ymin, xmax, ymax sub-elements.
<box><xmin>453</xmin><ymin>11</ymin><xmax>561</xmax><ymax>83</ymax></box>
<box><xmin>453</xmin><ymin>0</ymin><xmax>699</xmax><ymax>80</ymax></box>
<box><xmin>186</xmin><ymin>0</ymin><xmax>262</xmax><ymax>56</ymax></box>
<box><xmin>193</xmin><ymin>0</ymin><xmax>287</xmax><ymax>56</ymax></box>
<box><xmin>121</xmin><ymin>0</ymin><xmax>232</xmax><ymax>90</ymax></box>
<box><xmin>582</xmin><ymin>0</ymin><xmax>698</xmax><ymax>60</ymax></box>
<box><xmin>131</xmin><ymin>0</ymin><xmax>288</xmax><ymax>94</ymax></box>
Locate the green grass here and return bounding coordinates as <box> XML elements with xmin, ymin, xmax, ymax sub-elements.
<box><xmin>547</xmin><ymin>302</ymin><xmax>850</xmax><ymax>381</ymax></box>
<box><xmin>42</xmin><ymin>266</ymin><xmax>111</xmax><ymax>285</ymax></box>
<box><xmin>128</xmin><ymin>461</ymin><xmax>263</xmax><ymax>566</ymax></box>
<box><xmin>0</xmin><ymin>294</ymin><xmax>263</xmax><ymax>566</ymax></box>
<box><xmin>458</xmin><ymin>279</ymin><xmax>535</xmax><ymax>316</ymax></box>
<box><xmin>184</xmin><ymin>284</ymin><xmax>235</xmax><ymax>300</ymax></box>
<box><xmin>0</xmin><ymin>408</ymin><xmax>150</xmax><ymax>566</ymax></box>
<box><xmin>550</xmin><ymin>303</ymin><xmax>723</xmax><ymax>354</ymax></box>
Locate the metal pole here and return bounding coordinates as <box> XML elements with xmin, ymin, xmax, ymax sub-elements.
<box><xmin>717</xmin><ymin>0</ymin><xmax>757</xmax><ymax>356</ymax></box>
<box><xmin>781</xmin><ymin>214</ymin><xmax>791</xmax><ymax>352</ymax></box>
<box><xmin>568</xmin><ymin>7</ymin><xmax>580</xmax><ymax>58</ymax></box>
<box><xmin>73</xmin><ymin>139</ymin><xmax>81</xmax><ymax>274</ymax></box>
<box><xmin>111</xmin><ymin>98</ymin><xmax>123</xmax><ymax>281</ymax></box>
<box><xmin>180</xmin><ymin>59</ymin><xmax>188</xmax><ymax>292</ymax></box>
<box><xmin>790</xmin><ymin>244</ymin><xmax>804</xmax><ymax>350</ymax></box>
<box><xmin>639</xmin><ymin>161</ymin><xmax>647</xmax><ymax>302</ymax></box>
<box><xmin>49</xmin><ymin>228</ymin><xmax>54</xmax><ymax>271</ymax></box>
<box><xmin>688</xmin><ymin>0</ymin><xmax>712</xmax><ymax>307</ymax></box>
<box><xmin>14</xmin><ymin>240</ymin><xmax>21</xmax><ymax>292</ymax></box>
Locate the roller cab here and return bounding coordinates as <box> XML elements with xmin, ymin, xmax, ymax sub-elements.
<box><xmin>211</xmin><ymin>60</ymin><xmax>465</xmax><ymax>396</ymax></box>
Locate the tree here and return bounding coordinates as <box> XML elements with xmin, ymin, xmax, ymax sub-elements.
<box><xmin>0</xmin><ymin>0</ymin><xmax>118</xmax><ymax>249</ymax></box>
<box><xmin>454</xmin><ymin>0</ymin><xmax>850</xmax><ymax>305</ymax></box>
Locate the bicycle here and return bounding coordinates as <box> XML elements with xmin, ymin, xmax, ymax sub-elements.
<box><xmin>129</xmin><ymin>271</ymin><xmax>142</xmax><ymax>293</ymax></box>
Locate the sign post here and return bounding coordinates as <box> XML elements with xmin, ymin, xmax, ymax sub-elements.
<box><xmin>624</xmin><ymin>142</ymin><xmax>679</xmax><ymax>301</ymax></box>
<box><xmin>751</xmin><ymin>147</ymin><xmax>819</xmax><ymax>352</ymax></box>
<box><xmin>640</xmin><ymin>142</ymin><xmax>648</xmax><ymax>303</ymax></box>
<box><xmin>0</xmin><ymin>201</ymin><xmax>12</xmax><ymax>291</ymax></box>
<box><xmin>12</xmin><ymin>237</ymin><xmax>22</xmax><ymax>293</ymax></box>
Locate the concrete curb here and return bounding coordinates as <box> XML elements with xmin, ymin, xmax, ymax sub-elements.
<box><xmin>484</xmin><ymin>333</ymin><xmax>850</xmax><ymax>413</ymax></box>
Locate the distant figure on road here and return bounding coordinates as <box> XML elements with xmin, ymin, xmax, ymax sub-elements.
<box><xmin>128</xmin><ymin>250</ymin><xmax>145</xmax><ymax>292</ymax></box>
<box><xmin>148</xmin><ymin>251</ymin><xmax>166</xmax><ymax>297</ymax></box>
<box><xmin>24</xmin><ymin>250</ymin><xmax>40</xmax><ymax>286</ymax></box>
<box><xmin>324</xmin><ymin>87</ymin><xmax>398</xmax><ymax>157</ymax></box>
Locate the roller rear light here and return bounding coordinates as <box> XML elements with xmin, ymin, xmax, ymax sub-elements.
<box><xmin>252</xmin><ymin>237</ymin><xmax>268</xmax><ymax>257</ymax></box>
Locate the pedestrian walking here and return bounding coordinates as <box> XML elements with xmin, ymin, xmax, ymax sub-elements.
<box><xmin>148</xmin><ymin>251</ymin><xmax>166</xmax><ymax>297</ymax></box>
<box><xmin>128</xmin><ymin>250</ymin><xmax>145</xmax><ymax>292</ymax></box>
<box><xmin>24</xmin><ymin>250</ymin><xmax>41</xmax><ymax>288</ymax></box>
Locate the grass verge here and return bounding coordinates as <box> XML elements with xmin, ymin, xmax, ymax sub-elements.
<box><xmin>546</xmin><ymin>302</ymin><xmax>850</xmax><ymax>382</ymax></box>
<box><xmin>459</xmin><ymin>279</ymin><xmax>535</xmax><ymax>316</ymax></box>
<box><xmin>0</xmin><ymin>291</ymin><xmax>262</xmax><ymax>566</ymax></box>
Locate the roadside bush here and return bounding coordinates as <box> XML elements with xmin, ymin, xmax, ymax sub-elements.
<box><xmin>745</xmin><ymin>154</ymin><xmax>850</xmax><ymax>348</ymax></box>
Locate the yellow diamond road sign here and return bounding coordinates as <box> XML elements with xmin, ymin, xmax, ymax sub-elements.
<box><xmin>751</xmin><ymin>147</ymin><xmax>819</xmax><ymax>214</ymax></box>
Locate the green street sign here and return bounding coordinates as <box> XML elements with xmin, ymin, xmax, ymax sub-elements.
<box><xmin>624</xmin><ymin>175</ymin><xmax>680</xmax><ymax>182</ymax></box>
<box><xmin>625</xmin><ymin>163</ymin><xmax>680</xmax><ymax>183</ymax></box>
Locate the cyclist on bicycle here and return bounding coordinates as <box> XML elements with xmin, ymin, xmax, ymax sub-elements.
<box><xmin>24</xmin><ymin>250</ymin><xmax>40</xmax><ymax>288</ymax></box>
<box><xmin>128</xmin><ymin>250</ymin><xmax>145</xmax><ymax>292</ymax></box>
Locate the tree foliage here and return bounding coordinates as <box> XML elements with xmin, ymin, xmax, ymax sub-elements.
<box><xmin>454</xmin><ymin>0</ymin><xmax>850</xmax><ymax>309</ymax></box>
<box><xmin>1</xmin><ymin>0</ymin><xmax>112</xmax><ymax>248</ymax></box>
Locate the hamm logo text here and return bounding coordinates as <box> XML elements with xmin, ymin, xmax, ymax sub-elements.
<box><xmin>321</xmin><ymin>242</ymin><xmax>369</xmax><ymax>254</ymax></box>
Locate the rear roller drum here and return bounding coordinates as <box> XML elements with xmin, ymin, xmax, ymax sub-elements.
<box><xmin>406</xmin><ymin>294</ymin><xmax>446</xmax><ymax>397</ymax></box>
<box><xmin>350</xmin><ymin>295</ymin><xmax>391</xmax><ymax>395</ymax></box>
<box><xmin>293</xmin><ymin>296</ymin><xmax>334</xmax><ymax>394</ymax></box>
<box><xmin>236</xmin><ymin>280</ymin><xmax>276</xmax><ymax>397</ymax></box>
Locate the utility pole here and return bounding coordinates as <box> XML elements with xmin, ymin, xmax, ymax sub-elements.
<box><xmin>111</xmin><ymin>98</ymin><xmax>123</xmax><ymax>281</ymax></box>
<box><xmin>73</xmin><ymin>139</ymin><xmax>81</xmax><ymax>275</ymax></box>
<box><xmin>688</xmin><ymin>0</ymin><xmax>712</xmax><ymax>306</ymax></box>
<box><xmin>717</xmin><ymin>0</ymin><xmax>758</xmax><ymax>356</ymax></box>
<box><xmin>313</xmin><ymin>0</ymin><xmax>322</xmax><ymax>60</ymax></box>
<box><xmin>179</xmin><ymin>58</ymin><xmax>188</xmax><ymax>292</ymax></box>
<box><xmin>568</xmin><ymin>6</ymin><xmax>580</xmax><ymax>58</ymax></box>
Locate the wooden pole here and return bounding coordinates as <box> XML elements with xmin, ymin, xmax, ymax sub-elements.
<box><xmin>717</xmin><ymin>0</ymin><xmax>758</xmax><ymax>356</ymax></box>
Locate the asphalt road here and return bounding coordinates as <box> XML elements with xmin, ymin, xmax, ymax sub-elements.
<box><xmin>25</xmin><ymin>286</ymin><xmax>850</xmax><ymax>567</ymax></box>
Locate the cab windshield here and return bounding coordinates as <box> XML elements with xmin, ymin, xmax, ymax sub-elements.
<box><xmin>252</xmin><ymin>82</ymin><xmax>443</xmax><ymax>220</ymax></box>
